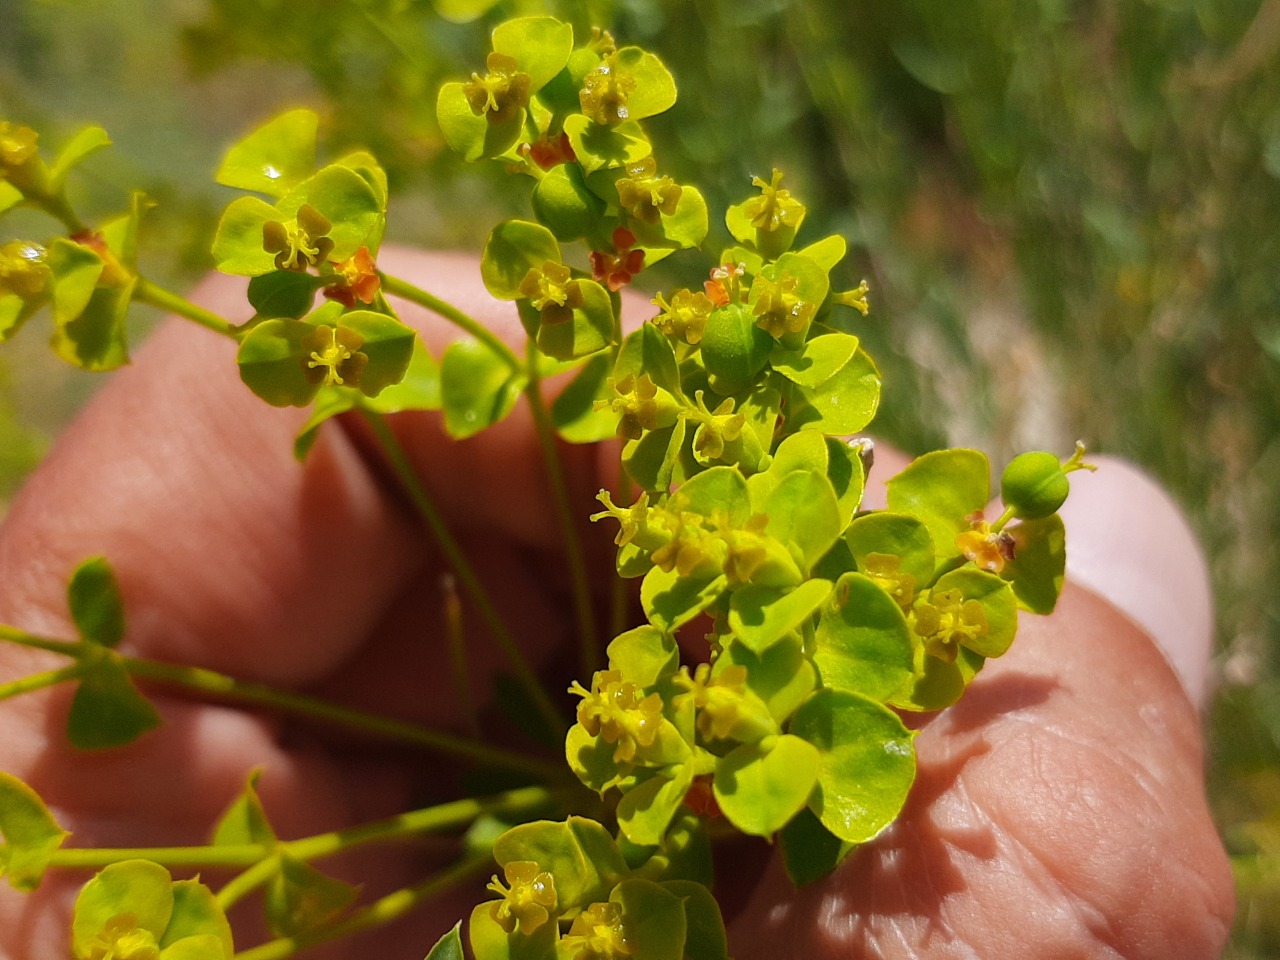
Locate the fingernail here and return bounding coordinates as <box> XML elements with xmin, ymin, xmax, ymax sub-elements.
<box><xmin>1057</xmin><ymin>456</ymin><xmax>1214</xmax><ymax>708</ymax></box>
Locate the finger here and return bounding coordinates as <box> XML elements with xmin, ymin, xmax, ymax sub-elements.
<box><xmin>727</xmin><ymin>460</ymin><xmax>1234</xmax><ymax>958</ymax></box>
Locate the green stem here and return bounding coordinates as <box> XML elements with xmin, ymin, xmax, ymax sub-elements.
<box><xmin>0</xmin><ymin>625</ymin><xmax>82</xmax><ymax>657</ymax></box>
<box><xmin>123</xmin><ymin>657</ymin><xmax>561</xmax><ymax>781</ymax></box>
<box><xmin>0</xmin><ymin>663</ymin><xmax>83</xmax><ymax>702</ymax></box>
<box><xmin>523</xmin><ymin>339</ymin><xmax>600</xmax><ymax>678</ymax></box>
<box><xmin>988</xmin><ymin>505</ymin><xmax>1018</xmax><ymax>534</ymax></box>
<box><xmin>51</xmin><ymin>845</ymin><xmax>269</xmax><ymax>871</ymax></box>
<box><xmin>133</xmin><ymin>277</ymin><xmax>238</xmax><ymax>339</ymax></box>
<box><xmin>0</xmin><ymin>622</ymin><xmax>558</xmax><ymax>778</ymax></box>
<box><xmin>232</xmin><ymin>855</ymin><xmax>488</xmax><ymax>960</ymax></box>
<box><xmin>380</xmin><ymin>273</ymin><xmax>520</xmax><ymax>371</ymax></box>
<box><xmin>359</xmin><ymin>409</ymin><xmax>567</xmax><ymax>739</ymax></box>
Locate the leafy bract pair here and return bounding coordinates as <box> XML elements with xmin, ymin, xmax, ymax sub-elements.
<box><xmin>203</xmin><ymin>108</ymin><xmax>452</xmax><ymax>452</ymax></box>
<box><xmin>71</xmin><ymin>862</ymin><xmax>233</xmax><ymax>960</ymax></box>
<box><xmin>468</xmin><ymin>817</ymin><xmax>726</xmax><ymax>960</ymax></box>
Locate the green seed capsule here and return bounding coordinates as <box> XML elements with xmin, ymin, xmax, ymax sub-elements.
<box><xmin>700</xmin><ymin>302</ymin><xmax>773</xmax><ymax>395</ymax></box>
<box><xmin>1000</xmin><ymin>451</ymin><xmax>1070</xmax><ymax>520</ymax></box>
<box><xmin>531</xmin><ymin>164</ymin><xmax>604</xmax><ymax>241</ymax></box>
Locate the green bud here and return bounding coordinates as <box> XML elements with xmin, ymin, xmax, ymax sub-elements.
<box><xmin>700</xmin><ymin>302</ymin><xmax>773</xmax><ymax>395</ymax></box>
<box><xmin>1000</xmin><ymin>451</ymin><xmax>1070</xmax><ymax>520</ymax></box>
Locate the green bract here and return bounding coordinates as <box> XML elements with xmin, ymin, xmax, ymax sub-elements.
<box><xmin>71</xmin><ymin>861</ymin><xmax>233</xmax><ymax>960</ymax></box>
<box><xmin>0</xmin><ymin>772</ymin><xmax>68</xmax><ymax>892</ymax></box>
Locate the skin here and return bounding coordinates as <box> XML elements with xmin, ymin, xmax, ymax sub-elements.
<box><xmin>0</xmin><ymin>249</ymin><xmax>1234</xmax><ymax>958</ymax></box>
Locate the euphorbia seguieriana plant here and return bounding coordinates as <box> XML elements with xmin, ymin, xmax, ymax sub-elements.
<box><xmin>0</xmin><ymin>16</ymin><xmax>1093</xmax><ymax>960</ymax></box>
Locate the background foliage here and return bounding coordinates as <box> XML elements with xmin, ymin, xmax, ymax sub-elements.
<box><xmin>2</xmin><ymin>0</ymin><xmax>1278</xmax><ymax>952</ymax></box>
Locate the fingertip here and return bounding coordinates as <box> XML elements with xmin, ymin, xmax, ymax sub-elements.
<box><xmin>1058</xmin><ymin>455</ymin><xmax>1214</xmax><ymax>708</ymax></box>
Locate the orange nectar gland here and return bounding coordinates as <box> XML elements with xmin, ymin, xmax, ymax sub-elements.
<box><xmin>912</xmin><ymin>589</ymin><xmax>988</xmax><ymax>663</ymax></box>
<box><xmin>521</xmin><ymin>131</ymin><xmax>577</xmax><ymax>171</ymax></box>
<box><xmin>302</xmin><ymin>325</ymin><xmax>367</xmax><ymax>388</ymax></box>
<box><xmin>81</xmin><ymin>913</ymin><xmax>160</xmax><ymax>960</ymax></box>
<box><xmin>561</xmin><ymin>901</ymin><xmax>634</xmax><ymax>960</ymax></box>
<box><xmin>591</xmin><ymin>228</ymin><xmax>644</xmax><ymax>292</ymax></box>
<box><xmin>518</xmin><ymin>260</ymin><xmax>583</xmax><ymax>325</ymax></box>
<box><xmin>704</xmin><ymin>261</ymin><xmax>745</xmax><ymax>307</ymax></box>
<box><xmin>569</xmin><ymin>669</ymin><xmax>665</xmax><ymax>765</ymax></box>
<box><xmin>0</xmin><ymin>121</ymin><xmax>39</xmax><ymax>171</ymax></box>
<box><xmin>69</xmin><ymin>230</ymin><xmax>132</xmax><ymax>287</ymax></box>
<box><xmin>742</xmin><ymin>169</ymin><xmax>805</xmax><ymax>233</ymax></box>
<box><xmin>463</xmin><ymin>53</ymin><xmax>532</xmax><ymax>125</ymax></box>
<box><xmin>580</xmin><ymin>53</ymin><xmax>637</xmax><ymax>126</ymax></box>
<box><xmin>486</xmin><ymin>860</ymin><xmax>557</xmax><ymax>935</ymax></box>
<box><xmin>616</xmin><ymin>157</ymin><xmax>682</xmax><ymax>225</ymax></box>
<box><xmin>0</xmin><ymin>240</ymin><xmax>50</xmax><ymax>298</ymax></box>
<box><xmin>651</xmin><ymin>288</ymin><xmax>713</xmax><ymax>345</ymax></box>
<box><xmin>263</xmin><ymin>204</ymin><xmax>333</xmax><ymax>273</ymax></box>
<box><xmin>955</xmin><ymin>519</ymin><xmax>1016</xmax><ymax>574</ymax></box>
<box><xmin>752</xmin><ymin>272</ymin><xmax>815</xmax><ymax>339</ymax></box>
<box><xmin>324</xmin><ymin>246</ymin><xmax>380</xmax><ymax>307</ymax></box>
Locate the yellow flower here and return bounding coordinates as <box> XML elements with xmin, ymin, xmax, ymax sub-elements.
<box><xmin>569</xmin><ymin>670</ymin><xmax>665</xmax><ymax>764</ymax></box>
<box><xmin>580</xmin><ymin>53</ymin><xmax>637</xmax><ymax>126</ymax></box>
<box><xmin>517</xmin><ymin>259</ymin><xmax>583</xmax><ymax>325</ymax></box>
<box><xmin>486</xmin><ymin>860</ymin><xmax>557</xmax><ymax>935</ymax></box>
<box><xmin>463</xmin><ymin>53</ymin><xmax>532</xmax><ymax>125</ymax></box>
<box><xmin>0</xmin><ymin>241</ymin><xmax>50</xmax><ymax>299</ymax></box>
<box><xmin>742</xmin><ymin>168</ymin><xmax>805</xmax><ymax>233</ymax></box>
<box><xmin>616</xmin><ymin>157</ymin><xmax>682</xmax><ymax>224</ymax></box>
<box><xmin>560</xmin><ymin>901</ymin><xmax>634</xmax><ymax>960</ymax></box>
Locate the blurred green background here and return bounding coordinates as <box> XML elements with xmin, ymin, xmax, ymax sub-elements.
<box><xmin>2</xmin><ymin>0</ymin><xmax>1278</xmax><ymax>951</ymax></box>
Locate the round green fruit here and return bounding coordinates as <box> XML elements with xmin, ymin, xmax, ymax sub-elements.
<box><xmin>531</xmin><ymin>164</ymin><xmax>604</xmax><ymax>241</ymax></box>
<box><xmin>700</xmin><ymin>302</ymin><xmax>774</xmax><ymax>395</ymax></box>
<box><xmin>1000</xmin><ymin>451</ymin><xmax>1070</xmax><ymax>520</ymax></box>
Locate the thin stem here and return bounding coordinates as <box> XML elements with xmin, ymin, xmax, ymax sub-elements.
<box><xmin>233</xmin><ymin>855</ymin><xmax>488</xmax><ymax>960</ymax></box>
<box><xmin>988</xmin><ymin>505</ymin><xmax>1018</xmax><ymax>534</ymax></box>
<box><xmin>123</xmin><ymin>657</ymin><xmax>561</xmax><ymax>781</ymax></box>
<box><xmin>133</xmin><ymin>277</ymin><xmax>238</xmax><ymax>339</ymax></box>
<box><xmin>0</xmin><ymin>621</ymin><xmax>562</xmax><ymax>778</ymax></box>
<box><xmin>359</xmin><ymin>409</ymin><xmax>567</xmax><ymax>738</ymax></box>
<box><xmin>221</xmin><ymin>783</ymin><xmax>541</xmax><ymax>906</ymax></box>
<box><xmin>441</xmin><ymin>573</ymin><xmax>480</xmax><ymax>737</ymax></box>
<box><xmin>0</xmin><ymin>663</ymin><xmax>84</xmax><ymax>703</ymax></box>
<box><xmin>216</xmin><ymin>854</ymin><xmax>280</xmax><ymax>911</ymax></box>
<box><xmin>51</xmin><ymin>845</ymin><xmax>269</xmax><ymax>871</ymax></box>
<box><xmin>0</xmin><ymin>625</ymin><xmax>83</xmax><ymax>657</ymax></box>
<box><xmin>523</xmin><ymin>338</ymin><xmax>600</xmax><ymax>678</ymax></box>
<box><xmin>380</xmin><ymin>273</ymin><xmax>520</xmax><ymax>371</ymax></box>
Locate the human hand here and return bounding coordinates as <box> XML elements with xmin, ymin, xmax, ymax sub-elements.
<box><xmin>0</xmin><ymin>249</ymin><xmax>1234</xmax><ymax>958</ymax></box>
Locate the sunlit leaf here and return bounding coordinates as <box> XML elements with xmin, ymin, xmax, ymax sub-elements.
<box><xmin>72</xmin><ymin>861</ymin><xmax>173</xmax><ymax>957</ymax></box>
<box><xmin>215</xmin><ymin>109</ymin><xmax>317</xmax><ymax>198</ymax></box>
<box><xmin>814</xmin><ymin>572</ymin><xmax>915</xmax><ymax>702</ymax></box>
<box><xmin>0</xmin><ymin>772</ymin><xmax>68</xmax><ymax>892</ymax></box>
<box><xmin>714</xmin><ymin>735</ymin><xmax>819</xmax><ymax>837</ymax></box>
<box><xmin>728</xmin><ymin>578</ymin><xmax>832</xmax><ymax>653</ymax></box>
<box><xmin>886</xmin><ymin>448</ymin><xmax>990</xmax><ymax>572</ymax></box>
<box><xmin>791</xmin><ymin>689</ymin><xmax>915</xmax><ymax>844</ymax></box>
